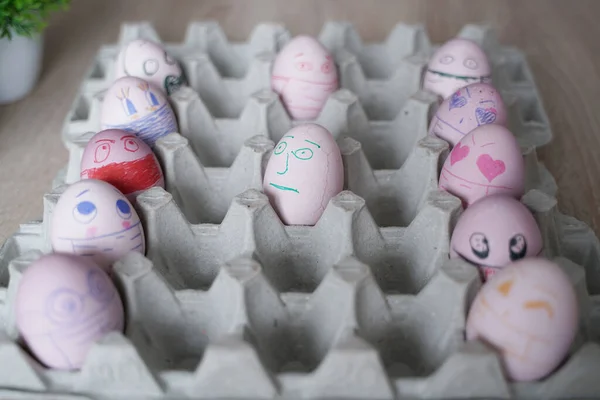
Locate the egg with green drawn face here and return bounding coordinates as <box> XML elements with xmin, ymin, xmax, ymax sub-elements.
<box><xmin>263</xmin><ymin>123</ymin><xmax>343</xmax><ymax>225</ymax></box>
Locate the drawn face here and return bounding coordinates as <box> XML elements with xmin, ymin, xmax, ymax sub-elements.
<box><xmin>50</xmin><ymin>179</ymin><xmax>145</xmax><ymax>271</ymax></box>
<box><xmin>271</xmin><ymin>36</ymin><xmax>339</xmax><ymax>120</ymax></box>
<box><xmin>263</xmin><ymin>123</ymin><xmax>343</xmax><ymax>225</ymax></box>
<box><xmin>439</xmin><ymin>124</ymin><xmax>525</xmax><ymax>206</ymax></box>
<box><xmin>100</xmin><ymin>76</ymin><xmax>178</xmax><ymax>148</ymax></box>
<box><xmin>429</xmin><ymin>83</ymin><xmax>507</xmax><ymax>147</ymax></box>
<box><xmin>114</xmin><ymin>39</ymin><xmax>184</xmax><ymax>95</ymax></box>
<box><xmin>423</xmin><ymin>38</ymin><xmax>492</xmax><ymax>99</ymax></box>
<box><xmin>450</xmin><ymin>195</ymin><xmax>542</xmax><ymax>281</ymax></box>
<box><xmin>16</xmin><ymin>253</ymin><xmax>124</xmax><ymax>370</ymax></box>
<box><xmin>466</xmin><ymin>259</ymin><xmax>578</xmax><ymax>381</ymax></box>
<box><xmin>80</xmin><ymin>129</ymin><xmax>164</xmax><ymax>199</ymax></box>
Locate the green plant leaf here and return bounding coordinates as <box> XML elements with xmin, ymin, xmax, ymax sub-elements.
<box><xmin>0</xmin><ymin>0</ymin><xmax>71</xmax><ymax>39</ymax></box>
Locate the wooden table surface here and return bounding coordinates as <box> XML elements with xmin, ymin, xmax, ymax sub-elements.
<box><xmin>1</xmin><ymin>0</ymin><xmax>599</xmax><ymax>244</ymax></box>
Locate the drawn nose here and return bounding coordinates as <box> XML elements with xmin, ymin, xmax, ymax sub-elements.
<box><xmin>122</xmin><ymin>221</ymin><xmax>131</xmax><ymax>229</ymax></box>
<box><xmin>277</xmin><ymin>153</ymin><xmax>290</xmax><ymax>175</ymax></box>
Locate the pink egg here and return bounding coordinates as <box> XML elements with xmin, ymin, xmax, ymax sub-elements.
<box><xmin>450</xmin><ymin>195</ymin><xmax>542</xmax><ymax>281</ymax></box>
<box><xmin>51</xmin><ymin>179</ymin><xmax>145</xmax><ymax>271</ymax></box>
<box><xmin>439</xmin><ymin>124</ymin><xmax>525</xmax><ymax>207</ymax></box>
<box><xmin>263</xmin><ymin>123</ymin><xmax>343</xmax><ymax>225</ymax></box>
<box><xmin>429</xmin><ymin>83</ymin><xmax>507</xmax><ymax>147</ymax></box>
<box><xmin>100</xmin><ymin>77</ymin><xmax>178</xmax><ymax>148</ymax></box>
<box><xmin>424</xmin><ymin>38</ymin><xmax>492</xmax><ymax>99</ymax></box>
<box><xmin>114</xmin><ymin>39</ymin><xmax>184</xmax><ymax>95</ymax></box>
<box><xmin>80</xmin><ymin>129</ymin><xmax>164</xmax><ymax>201</ymax></box>
<box><xmin>466</xmin><ymin>258</ymin><xmax>578</xmax><ymax>381</ymax></box>
<box><xmin>16</xmin><ymin>253</ymin><xmax>124</xmax><ymax>370</ymax></box>
<box><xmin>272</xmin><ymin>36</ymin><xmax>339</xmax><ymax>120</ymax></box>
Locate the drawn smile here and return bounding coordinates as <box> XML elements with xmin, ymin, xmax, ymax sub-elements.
<box><xmin>269</xmin><ymin>182</ymin><xmax>299</xmax><ymax>194</ymax></box>
<box><xmin>427</xmin><ymin>69</ymin><xmax>490</xmax><ymax>82</ymax></box>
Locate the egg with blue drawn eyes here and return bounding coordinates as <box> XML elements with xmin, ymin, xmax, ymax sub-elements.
<box><xmin>424</xmin><ymin>38</ymin><xmax>492</xmax><ymax>99</ymax></box>
<box><xmin>16</xmin><ymin>253</ymin><xmax>124</xmax><ymax>370</ymax></box>
<box><xmin>114</xmin><ymin>39</ymin><xmax>184</xmax><ymax>96</ymax></box>
<box><xmin>50</xmin><ymin>179</ymin><xmax>145</xmax><ymax>271</ymax></box>
<box><xmin>100</xmin><ymin>76</ymin><xmax>178</xmax><ymax>148</ymax></box>
<box><xmin>429</xmin><ymin>83</ymin><xmax>507</xmax><ymax>147</ymax></box>
<box><xmin>263</xmin><ymin>123</ymin><xmax>343</xmax><ymax>225</ymax></box>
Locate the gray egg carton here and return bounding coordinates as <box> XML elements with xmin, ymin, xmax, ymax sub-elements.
<box><xmin>1</xmin><ymin>21</ymin><xmax>599</xmax><ymax>400</ymax></box>
<box><xmin>58</xmin><ymin>20</ymin><xmax>551</xmax><ymax>186</ymax></box>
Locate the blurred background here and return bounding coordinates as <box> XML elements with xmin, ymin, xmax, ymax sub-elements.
<box><xmin>0</xmin><ymin>0</ymin><xmax>599</xmax><ymax>243</ymax></box>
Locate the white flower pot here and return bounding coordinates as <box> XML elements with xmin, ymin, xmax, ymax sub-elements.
<box><xmin>0</xmin><ymin>32</ymin><xmax>43</xmax><ymax>104</ymax></box>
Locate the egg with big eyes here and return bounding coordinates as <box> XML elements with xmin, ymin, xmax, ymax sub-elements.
<box><xmin>439</xmin><ymin>124</ymin><xmax>525</xmax><ymax>207</ymax></box>
<box><xmin>80</xmin><ymin>129</ymin><xmax>164</xmax><ymax>202</ymax></box>
<box><xmin>50</xmin><ymin>179</ymin><xmax>145</xmax><ymax>271</ymax></box>
<box><xmin>272</xmin><ymin>35</ymin><xmax>339</xmax><ymax>120</ymax></box>
<box><xmin>466</xmin><ymin>258</ymin><xmax>578</xmax><ymax>381</ymax></box>
<box><xmin>114</xmin><ymin>39</ymin><xmax>184</xmax><ymax>95</ymax></box>
<box><xmin>16</xmin><ymin>253</ymin><xmax>124</xmax><ymax>370</ymax></box>
<box><xmin>450</xmin><ymin>195</ymin><xmax>542</xmax><ymax>281</ymax></box>
<box><xmin>430</xmin><ymin>83</ymin><xmax>507</xmax><ymax>147</ymax></box>
<box><xmin>100</xmin><ymin>76</ymin><xmax>178</xmax><ymax>148</ymax></box>
<box><xmin>424</xmin><ymin>38</ymin><xmax>492</xmax><ymax>99</ymax></box>
<box><xmin>263</xmin><ymin>123</ymin><xmax>343</xmax><ymax>225</ymax></box>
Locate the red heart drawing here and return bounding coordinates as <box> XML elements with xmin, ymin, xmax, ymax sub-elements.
<box><xmin>450</xmin><ymin>143</ymin><xmax>470</xmax><ymax>165</ymax></box>
<box><xmin>476</xmin><ymin>154</ymin><xmax>506</xmax><ymax>182</ymax></box>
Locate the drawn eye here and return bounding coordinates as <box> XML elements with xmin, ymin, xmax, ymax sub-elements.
<box><xmin>292</xmin><ymin>147</ymin><xmax>314</xmax><ymax>160</ymax></box>
<box><xmin>164</xmin><ymin>51</ymin><xmax>176</xmax><ymax>65</ymax></box>
<box><xmin>124</xmin><ymin>139</ymin><xmax>139</xmax><ymax>152</ymax></box>
<box><xmin>94</xmin><ymin>143</ymin><xmax>111</xmax><ymax>163</ymax></box>
<box><xmin>73</xmin><ymin>201</ymin><xmax>97</xmax><ymax>224</ymax></box>
<box><xmin>295</xmin><ymin>62</ymin><xmax>314</xmax><ymax>71</ymax></box>
<box><xmin>87</xmin><ymin>270</ymin><xmax>115</xmax><ymax>304</ymax></box>
<box><xmin>46</xmin><ymin>289</ymin><xmax>84</xmax><ymax>324</ymax></box>
<box><xmin>321</xmin><ymin>62</ymin><xmax>333</xmax><ymax>73</ymax></box>
<box><xmin>440</xmin><ymin>55</ymin><xmax>454</xmax><ymax>65</ymax></box>
<box><xmin>143</xmin><ymin>59</ymin><xmax>159</xmax><ymax>76</ymax></box>
<box><xmin>469</xmin><ymin>232</ymin><xmax>489</xmax><ymax>259</ymax></box>
<box><xmin>116</xmin><ymin>199</ymin><xmax>132</xmax><ymax>220</ymax></box>
<box><xmin>509</xmin><ymin>234</ymin><xmax>527</xmax><ymax>261</ymax></box>
<box><xmin>274</xmin><ymin>141</ymin><xmax>287</xmax><ymax>155</ymax></box>
<box><xmin>464</xmin><ymin>58</ymin><xmax>478</xmax><ymax>70</ymax></box>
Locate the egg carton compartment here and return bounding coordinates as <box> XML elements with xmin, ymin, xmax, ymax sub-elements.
<box><xmin>61</xmin><ymin>21</ymin><xmax>551</xmax><ymax>159</ymax></box>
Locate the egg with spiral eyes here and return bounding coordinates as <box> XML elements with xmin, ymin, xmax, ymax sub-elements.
<box><xmin>466</xmin><ymin>258</ymin><xmax>578</xmax><ymax>381</ymax></box>
<box><xmin>101</xmin><ymin>76</ymin><xmax>178</xmax><ymax>148</ymax></box>
<box><xmin>114</xmin><ymin>39</ymin><xmax>184</xmax><ymax>95</ymax></box>
<box><xmin>272</xmin><ymin>35</ymin><xmax>339</xmax><ymax>120</ymax></box>
<box><xmin>263</xmin><ymin>123</ymin><xmax>343</xmax><ymax>225</ymax></box>
<box><xmin>80</xmin><ymin>129</ymin><xmax>164</xmax><ymax>202</ymax></box>
<box><xmin>50</xmin><ymin>179</ymin><xmax>145</xmax><ymax>271</ymax></box>
<box><xmin>429</xmin><ymin>83</ymin><xmax>507</xmax><ymax>147</ymax></box>
<box><xmin>423</xmin><ymin>38</ymin><xmax>492</xmax><ymax>99</ymax></box>
<box><xmin>450</xmin><ymin>195</ymin><xmax>543</xmax><ymax>281</ymax></box>
<box><xmin>16</xmin><ymin>253</ymin><xmax>124</xmax><ymax>370</ymax></box>
<box><xmin>439</xmin><ymin>124</ymin><xmax>525</xmax><ymax>207</ymax></box>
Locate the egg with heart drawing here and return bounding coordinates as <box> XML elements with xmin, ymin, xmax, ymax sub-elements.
<box><xmin>439</xmin><ymin>124</ymin><xmax>525</xmax><ymax>207</ymax></box>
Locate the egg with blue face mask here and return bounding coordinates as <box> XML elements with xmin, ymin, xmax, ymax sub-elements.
<box><xmin>50</xmin><ymin>179</ymin><xmax>145</xmax><ymax>272</ymax></box>
<box><xmin>100</xmin><ymin>76</ymin><xmax>178</xmax><ymax>148</ymax></box>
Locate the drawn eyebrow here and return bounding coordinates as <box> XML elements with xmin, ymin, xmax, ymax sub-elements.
<box><xmin>76</xmin><ymin>189</ymin><xmax>89</xmax><ymax>198</ymax></box>
<box><xmin>284</xmin><ymin>135</ymin><xmax>295</xmax><ymax>139</ymax></box>
<box><xmin>304</xmin><ymin>139</ymin><xmax>321</xmax><ymax>148</ymax></box>
<box><xmin>294</xmin><ymin>53</ymin><xmax>304</xmax><ymax>58</ymax></box>
<box><xmin>120</xmin><ymin>135</ymin><xmax>137</xmax><ymax>141</ymax></box>
<box><xmin>480</xmin><ymin>142</ymin><xmax>496</xmax><ymax>148</ymax></box>
<box><xmin>95</xmin><ymin>139</ymin><xmax>115</xmax><ymax>144</ymax></box>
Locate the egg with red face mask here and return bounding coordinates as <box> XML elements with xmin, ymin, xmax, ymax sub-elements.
<box><xmin>80</xmin><ymin>129</ymin><xmax>164</xmax><ymax>202</ymax></box>
<box><xmin>272</xmin><ymin>36</ymin><xmax>339</xmax><ymax>120</ymax></box>
<box><xmin>263</xmin><ymin>123</ymin><xmax>343</xmax><ymax>225</ymax></box>
<box><xmin>424</xmin><ymin>38</ymin><xmax>492</xmax><ymax>100</ymax></box>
